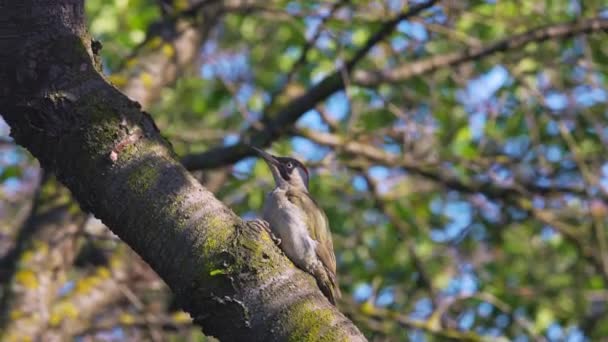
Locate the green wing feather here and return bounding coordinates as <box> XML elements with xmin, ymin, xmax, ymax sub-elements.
<box><xmin>286</xmin><ymin>190</ymin><xmax>341</xmax><ymax>303</ymax></box>
<box><xmin>285</xmin><ymin>190</ymin><xmax>336</xmax><ymax>273</ymax></box>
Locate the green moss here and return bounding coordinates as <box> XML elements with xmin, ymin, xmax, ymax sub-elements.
<box><xmin>239</xmin><ymin>234</ymin><xmax>264</xmax><ymax>256</ymax></box>
<box><xmin>196</xmin><ymin>220</ymin><xmax>290</xmax><ymax>300</ymax></box>
<box><xmin>164</xmin><ymin>193</ymin><xmax>187</xmax><ymax>228</ymax></box>
<box><xmin>118</xmin><ymin>141</ymin><xmax>138</xmax><ymax>160</ymax></box>
<box><xmin>80</xmin><ymin>98</ymin><xmax>122</xmax><ymax>156</ymax></box>
<box><xmin>209</xmin><ymin>269</ymin><xmax>227</xmax><ymax>276</ymax></box>
<box><xmin>127</xmin><ymin>164</ymin><xmax>159</xmax><ymax>194</ymax></box>
<box><xmin>202</xmin><ymin>216</ymin><xmax>233</xmax><ymax>254</ymax></box>
<box><xmin>286</xmin><ymin>301</ymin><xmax>345</xmax><ymax>342</ymax></box>
<box><xmin>196</xmin><ymin>216</ymin><xmax>234</xmax><ymax>277</ymax></box>
<box><xmin>216</xmin><ymin>222</ymin><xmax>295</xmax><ymax>285</ymax></box>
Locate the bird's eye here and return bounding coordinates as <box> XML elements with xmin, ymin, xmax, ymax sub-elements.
<box><xmin>286</xmin><ymin>162</ymin><xmax>293</xmax><ymax>169</ymax></box>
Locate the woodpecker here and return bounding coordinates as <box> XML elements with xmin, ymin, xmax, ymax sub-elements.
<box><xmin>252</xmin><ymin>147</ymin><xmax>341</xmax><ymax>305</ymax></box>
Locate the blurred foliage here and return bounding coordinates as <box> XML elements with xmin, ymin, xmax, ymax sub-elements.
<box><xmin>2</xmin><ymin>0</ymin><xmax>608</xmax><ymax>341</ymax></box>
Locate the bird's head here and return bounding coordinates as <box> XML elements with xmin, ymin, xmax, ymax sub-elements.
<box><xmin>252</xmin><ymin>147</ymin><xmax>309</xmax><ymax>191</ymax></box>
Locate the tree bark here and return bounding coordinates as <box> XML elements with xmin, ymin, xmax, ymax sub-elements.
<box><xmin>0</xmin><ymin>1</ymin><xmax>366</xmax><ymax>341</ymax></box>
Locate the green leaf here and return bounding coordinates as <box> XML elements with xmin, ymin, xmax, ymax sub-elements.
<box><xmin>352</xmin><ymin>28</ymin><xmax>370</xmax><ymax>46</ymax></box>
<box><xmin>534</xmin><ymin>307</ymin><xmax>554</xmax><ymax>333</ymax></box>
<box><xmin>357</xmin><ymin>109</ymin><xmax>394</xmax><ymax>131</ymax></box>
<box><xmin>0</xmin><ymin>165</ymin><xmax>22</xmax><ymax>181</ymax></box>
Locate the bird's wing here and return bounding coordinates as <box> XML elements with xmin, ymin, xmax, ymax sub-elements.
<box><xmin>285</xmin><ymin>189</ymin><xmax>337</xmax><ymax>275</ymax></box>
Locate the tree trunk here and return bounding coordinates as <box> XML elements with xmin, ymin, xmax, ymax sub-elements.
<box><xmin>0</xmin><ymin>1</ymin><xmax>366</xmax><ymax>341</ymax></box>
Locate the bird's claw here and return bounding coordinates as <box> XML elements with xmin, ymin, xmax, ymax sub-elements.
<box><xmin>247</xmin><ymin>218</ymin><xmax>270</xmax><ymax>232</ymax></box>
<box><xmin>246</xmin><ymin>219</ymin><xmax>281</xmax><ymax>246</ymax></box>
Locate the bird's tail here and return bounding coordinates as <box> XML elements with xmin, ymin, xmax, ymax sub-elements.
<box><xmin>314</xmin><ymin>265</ymin><xmax>341</xmax><ymax>305</ymax></box>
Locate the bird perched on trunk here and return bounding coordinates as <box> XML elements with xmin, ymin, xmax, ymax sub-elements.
<box><xmin>252</xmin><ymin>147</ymin><xmax>341</xmax><ymax>305</ymax></box>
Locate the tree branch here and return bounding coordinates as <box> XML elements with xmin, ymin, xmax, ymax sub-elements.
<box><xmin>296</xmin><ymin>127</ymin><xmax>608</xmax><ymax>283</ymax></box>
<box><xmin>353</xmin><ymin>17</ymin><xmax>608</xmax><ymax>85</ymax></box>
<box><xmin>181</xmin><ymin>0</ymin><xmax>440</xmax><ymax>170</ymax></box>
<box><xmin>110</xmin><ymin>1</ymin><xmax>225</xmax><ymax>109</ymax></box>
<box><xmin>0</xmin><ymin>184</ymin><xmax>87</xmax><ymax>339</ymax></box>
<box><xmin>294</xmin><ymin>128</ymin><xmax>588</xmax><ymax>199</ymax></box>
<box><xmin>0</xmin><ymin>3</ymin><xmax>226</xmax><ymax>337</ymax></box>
<box><xmin>41</xmin><ymin>248</ymin><xmax>133</xmax><ymax>340</ymax></box>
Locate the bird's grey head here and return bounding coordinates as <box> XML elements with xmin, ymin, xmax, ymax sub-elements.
<box><xmin>252</xmin><ymin>147</ymin><xmax>309</xmax><ymax>191</ymax></box>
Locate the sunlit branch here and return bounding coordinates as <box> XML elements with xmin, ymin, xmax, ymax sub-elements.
<box><xmin>354</xmin><ymin>17</ymin><xmax>608</xmax><ymax>86</ymax></box>
<box><xmin>181</xmin><ymin>0</ymin><xmax>440</xmax><ymax>170</ymax></box>
<box><xmin>295</xmin><ymin>128</ymin><xmax>590</xmax><ymax>199</ymax></box>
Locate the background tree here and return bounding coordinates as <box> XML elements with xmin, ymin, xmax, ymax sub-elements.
<box><xmin>1</xmin><ymin>0</ymin><xmax>607</xmax><ymax>341</ymax></box>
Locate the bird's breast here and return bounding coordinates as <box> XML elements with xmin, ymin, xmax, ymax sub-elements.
<box><xmin>263</xmin><ymin>188</ymin><xmax>317</xmax><ymax>269</ymax></box>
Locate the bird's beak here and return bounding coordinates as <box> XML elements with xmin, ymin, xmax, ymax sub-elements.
<box><xmin>251</xmin><ymin>146</ymin><xmax>289</xmax><ymax>186</ymax></box>
<box><xmin>252</xmin><ymin>146</ymin><xmax>285</xmax><ymax>184</ymax></box>
<box><xmin>252</xmin><ymin>146</ymin><xmax>280</xmax><ymax>167</ymax></box>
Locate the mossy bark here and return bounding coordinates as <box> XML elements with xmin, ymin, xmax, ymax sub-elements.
<box><xmin>0</xmin><ymin>1</ymin><xmax>366</xmax><ymax>341</ymax></box>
